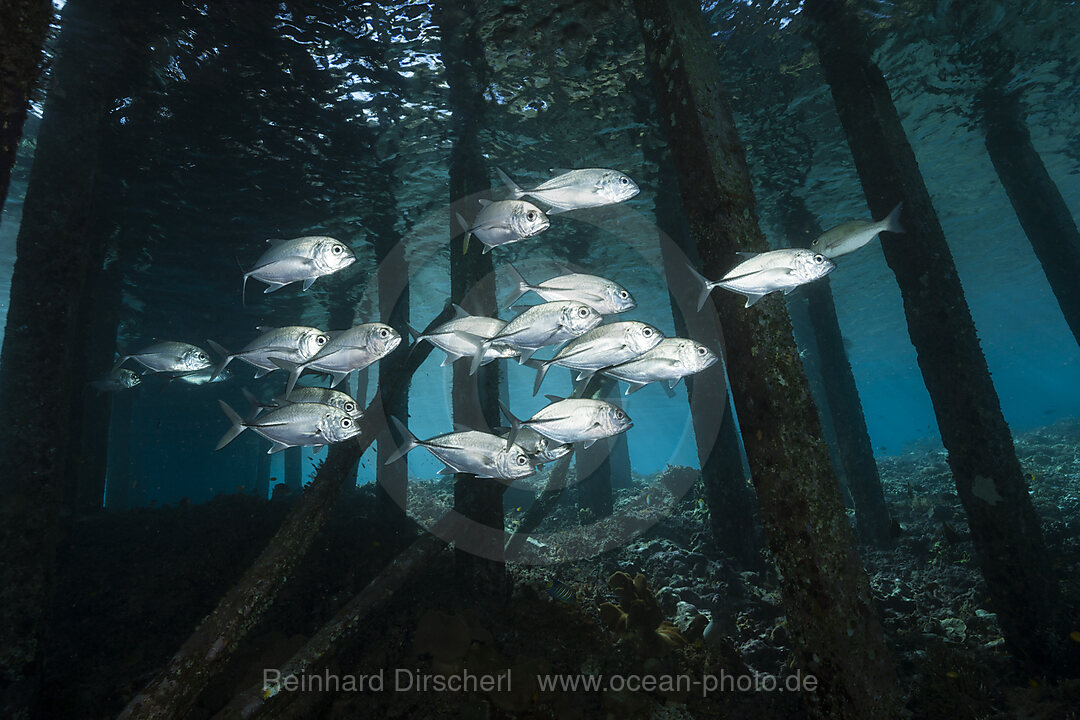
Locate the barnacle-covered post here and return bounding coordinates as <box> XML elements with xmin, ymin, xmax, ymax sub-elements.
<box><xmin>283</xmin><ymin>446</ymin><xmax>303</xmax><ymax>493</ymax></box>
<box><xmin>373</xmin><ymin>192</ymin><xmax>410</xmax><ymax>516</ymax></box>
<box><xmin>0</xmin><ymin>0</ymin><xmax>140</xmax><ymax>714</ymax></box>
<box><xmin>803</xmin><ymin>0</ymin><xmax>1065</xmax><ymax>673</ymax></box>
<box><xmin>254</xmin><ymin>439</ymin><xmax>271</xmax><ymax>500</ymax></box>
<box><xmin>0</xmin><ymin>0</ymin><xmax>52</xmax><ymax>217</ymax></box>
<box><xmin>642</xmin><ymin>130</ymin><xmax>765</xmax><ymax>568</ymax></box>
<box><xmin>978</xmin><ymin>75</ymin><xmax>1080</xmax><ymax>348</ymax></box>
<box><xmin>435</xmin><ymin>0</ymin><xmax>507</xmax><ymax>589</ymax></box>
<box><xmin>634</xmin><ymin>0</ymin><xmax>901</xmax><ymax>718</ymax></box>
<box><xmin>104</xmin><ymin>392</ymin><xmax>135</xmax><ymax>509</ymax></box>
<box><xmin>776</xmin><ymin>194</ymin><xmax>895</xmax><ymax>547</ymax></box>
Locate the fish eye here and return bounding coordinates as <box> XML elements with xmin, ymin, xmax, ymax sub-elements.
<box><xmin>341</xmin><ymin>417</ymin><xmax>352</xmax><ymax>428</ymax></box>
<box><xmin>615</xmin><ymin>410</ymin><xmax>625</xmax><ymax>420</ymax></box>
<box><xmin>697</xmin><ymin>346</ymin><xmax>707</xmax><ymax>356</ymax></box>
<box><xmin>517</xmin><ymin>454</ymin><xmax>528</xmax><ymax>465</ymax></box>
<box><xmin>316</xmin><ymin>335</ymin><xmax>327</xmax><ymax>345</ymax></box>
<box><xmin>344</xmin><ymin>402</ymin><xmax>356</xmax><ymax>413</ymax></box>
<box><xmin>642</xmin><ymin>328</ymin><xmax>653</xmax><ymax>337</ymax></box>
<box><xmin>814</xmin><ymin>254</ymin><xmax>824</xmax><ymax>264</ymax></box>
<box><xmin>196</xmin><ymin>352</ymin><xmax>207</xmax><ymax>360</ymax></box>
<box><xmin>526</xmin><ymin>211</ymin><xmax>537</xmax><ymax>221</ymax></box>
<box><xmin>378</xmin><ymin>328</ymin><xmax>389</xmax><ymax>338</ymax></box>
<box><xmin>619</xmin><ymin>177</ymin><xmax>629</xmax><ymax>185</ymax></box>
<box><xmin>332</xmin><ymin>244</ymin><xmax>344</xmax><ymax>254</ymax></box>
<box><xmin>619</xmin><ymin>290</ymin><xmax>629</xmax><ymax>299</ymax></box>
<box><xmin>577</xmin><ymin>307</ymin><xmax>589</xmax><ymax>317</ymax></box>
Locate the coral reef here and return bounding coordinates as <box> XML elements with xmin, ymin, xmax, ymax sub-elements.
<box><xmin>598</xmin><ymin>571</ymin><xmax>686</xmax><ymax>654</ymax></box>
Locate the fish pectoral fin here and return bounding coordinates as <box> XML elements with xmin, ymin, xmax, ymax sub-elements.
<box><xmin>302</xmin><ymin>277</ymin><xmax>317</xmax><ymax>291</ymax></box>
<box><xmin>783</xmin><ymin>286</ymin><xmax>798</xmax><ymax>295</ymax></box>
<box><xmin>582</xmin><ymin>439</ymin><xmax>597</xmax><ymax>449</ymax></box>
<box><xmin>330</xmin><ymin>371</ymin><xmax>350</xmax><ymax>387</ymax></box>
<box><xmin>624</xmin><ymin>381</ymin><xmax>647</xmax><ymax>395</ymax></box>
<box><xmin>262</xmin><ymin>281</ymin><xmax>289</xmax><ymax>294</ymax></box>
<box><xmin>743</xmin><ymin>292</ymin><xmax>768</xmax><ymax>307</ymax></box>
<box><xmin>268</xmin><ymin>441</ymin><xmax>291</xmax><ymax>454</ymax></box>
<box><xmin>544</xmin><ymin>205</ymin><xmax>572</xmax><ymax>215</ymax></box>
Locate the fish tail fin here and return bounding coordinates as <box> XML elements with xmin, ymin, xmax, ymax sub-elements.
<box><xmin>215</xmin><ymin>400</ymin><xmax>246</xmax><ymax>450</ymax></box>
<box><xmin>499</xmin><ymin>400</ymin><xmax>523</xmax><ymax>449</ymax></box>
<box><xmin>686</xmin><ymin>263</ymin><xmax>716</xmax><ymax>312</ymax></box>
<box><xmin>883</xmin><ymin>201</ymin><xmax>904</xmax><ymax>235</ymax></box>
<box><xmin>532</xmin><ymin>360</ymin><xmax>552</xmax><ymax>397</ymax></box>
<box><xmin>455</xmin><ymin>213</ymin><xmax>472</xmax><ymax>255</ymax></box>
<box><xmin>111</xmin><ymin>355</ymin><xmax>130</xmax><ymax>373</ymax></box>
<box><xmin>495</xmin><ymin>167</ymin><xmax>525</xmax><ymax>199</ymax></box>
<box><xmin>206</xmin><ymin>339</ymin><xmax>233</xmax><ymax>380</ymax></box>
<box><xmin>383</xmin><ymin>416</ymin><xmax>419</xmax><ymax>465</ymax></box>
<box><xmin>469</xmin><ymin>338</ymin><xmax>492</xmax><ymax>376</ymax></box>
<box><xmin>503</xmin><ymin>261</ymin><xmax>532</xmax><ymax>309</ymax></box>
<box><xmin>405</xmin><ymin>322</ymin><xmax>423</xmax><ymax>343</ymax></box>
<box><xmin>272</xmin><ymin>357</ymin><xmax>303</xmax><ymax>397</ymax></box>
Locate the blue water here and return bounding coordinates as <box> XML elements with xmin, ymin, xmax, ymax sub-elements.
<box><xmin>1</xmin><ymin>0</ymin><xmax>1078</xmax><ymax>506</ymax></box>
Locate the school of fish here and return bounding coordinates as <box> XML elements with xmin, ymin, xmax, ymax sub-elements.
<box><xmin>101</xmin><ymin>166</ymin><xmax>901</xmax><ymax>476</ymax></box>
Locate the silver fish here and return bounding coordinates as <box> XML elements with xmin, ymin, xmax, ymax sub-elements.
<box><xmin>810</xmin><ymin>202</ymin><xmax>904</xmax><ymax>258</ymax></box>
<box><xmin>384</xmin><ymin>417</ymin><xmax>534</xmax><ymax>481</ymax></box>
<box><xmin>531</xmin><ymin>321</ymin><xmax>663</xmax><ymax>395</ymax></box>
<box><xmin>207</xmin><ymin>325</ymin><xmax>329</xmax><ymax>380</ymax></box>
<box><xmin>456</xmin><ymin>199</ymin><xmax>550</xmax><ymax>255</ymax></box>
<box><xmin>409</xmin><ymin>305</ymin><xmax>518</xmax><ymax>367</ymax></box>
<box><xmin>277</xmin><ymin>322</ymin><xmax>400</xmax><ymax>396</ymax></box>
<box><xmin>602</xmin><ymin>338</ymin><xmax>718</xmax><ymax>395</ymax></box>
<box><xmin>501</xmin><ymin>397</ymin><xmax>632</xmax><ymax>449</ymax></box>
<box><xmin>282</xmin><ymin>387</ymin><xmax>363</xmax><ymax>419</ymax></box>
<box><xmin>115</xmin><ymin>341</ymin><xmax>213</xmax><ymax>375</ymax></box>
<box><xmin>241</xmin><ymin>386</ymin><xmax>363</xmax><ymax>420</ymax></box>
<box><xmin>496</xmin><ymin>167</ymin><xmax>639</xmax><ymax>213</ymax></box>
<box><xmin>216</xmin><ymin>400</ymin><xmax>361</xmax><ymax>454</ymax></box>
<box><xmin>688</xmin><ymin>250</ymin><xmax>835</xmax><ymax>310</ymax></box>
<box><xmin>507</xmin><ymin>426</ymin><xmax>573</xmax><ymax>466</ymax></box>
<box><xmin>242</xmin><ymin>235</ymin><xmax>356</xmax><ymax>301</ymax></box>
<box><xmin>504</xmin><ymin>262</ymin><xmax>635</xmax><ymax>314</ymax></box>
<box><xmin>90</xmin><ymin>368</ymin><xmax>141</xmax><ymax>393</ymax></box>
<box><xmin>460</xmin><ymin>300</ymin><xmax>602</xmax><ymax>373</ymax></box>
<box><xmin>165</xmin><ymin>366</ymin><xmax>233</xmax><ymax>388</ymax></box>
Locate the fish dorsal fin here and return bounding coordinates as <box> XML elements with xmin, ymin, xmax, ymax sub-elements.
<box><xmin>452</xmin><ymin>422</ymin><xmax>477</xmax><ymax>433</ymax></box>
<box><xmin>451</xmin><ymin>303</ymin><xmax>472</xmax><ymax>319</ymax></box>
<box><xmin>544</xmin><ymin>394</ymin><xmax>567</xmax><ymax>403</ymax></box>
<box><xmin>266</xmin><ymin>238</ymin><xmax>290</xmax><ymax>246</ymax></box>
<box><xmin>255</xmin><ymin>326</ymin><xmax>276</xmax><ymax>334</ymax></box>
<box><xmin>477</xmin><ymin>199</ymin><xmax>492</xmax><ymax>207</ymax></box>
<box><xmin>735</xmin><ymin>251</ymin><xmax>758</xmax><ymax>259</ymax></box>
<box><xmin>549</xmin><ymin>167</ymin><xmax>575</xmax><ymax>175</ymax></box>
<box><xmin>554</xmin><ymin>262</ymin><xmax>584</xmax><ymax>277</ymax></box>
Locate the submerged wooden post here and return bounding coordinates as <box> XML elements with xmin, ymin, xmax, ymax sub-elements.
<box><xmin>435</xmin><ymin>0</ymin><xmax>506</xmax><ymax>589</ymax></box>
<box><xmin>373</xmin><ymin>181</ymin><xmax>410</xmax><ymax>518</ymax></box>
<box><xmin>646</xmin><ymin>139</ymin><xmax>765</xmax><ymax>568</ymax></box>
<box><xmin>803</xmin><ymin>0</ymin><xmax>1064</xmax><ymax>673</ymax></box>
<box><xmin>254</xmin><ymin>441</ymin><xmax>271</xmax><ymax>500</ymax></box>
<box><xmin>777</xmin><ymin>193</ymin><xmax>894</xmax><ymax>546</ymax></box>
<box><xmin>0</xmin><ymin>0</ymin><xmax>52</xmax><ymax>218</ymax></box>
<box><xmin>0</xmin><ymin>0</ymin><xmax>135</xmax><ymax>714</ymax></box>
<box><xmin>635</xmin><ymin>1</ymin><xmax>900</xmax><ymax>717</ymax></box>
<box><xmin>117</xmin><ymin>309</ymin><xmax>449</xmax><ymax>720</ymax></box>
<box><xmin>979</xmin><ymin>79</ymin><xmax>1080</xmax><ymax>348</ymax></box>
<box><xmin>283</xmin><ymin>446</ymin><xmax>303</xmax><ymax>493</ymax></box>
